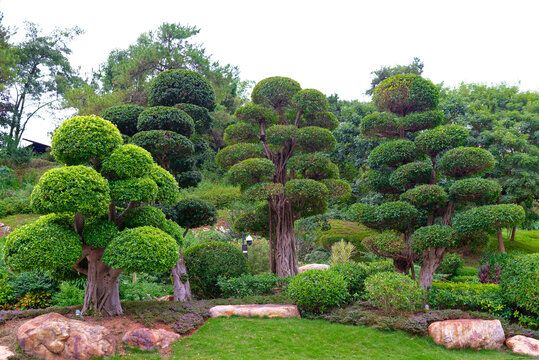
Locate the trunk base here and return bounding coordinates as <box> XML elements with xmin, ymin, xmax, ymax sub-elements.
<box><xmin>172</xmin><ymin>250</ymin><xmax>192</xmax><ymax>301</ymax></box>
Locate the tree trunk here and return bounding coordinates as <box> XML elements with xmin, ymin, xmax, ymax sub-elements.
<box><xmin>393</xmin><ymin>258</ymin><xmax>410</xmax><ymax>274</ymax></box>
<box><xmin>510</xmin><ymin>226</ymin><xmax>516</xmax><ymax>242</ymax></box>
<box><xmin>268</xmin><ymin>206</ymin><xmax>276</xmax><ymax>274</ymax></box>
<box><xmin>497</xmin><ymin>230</ymin><xmax>506</xmax><ymax>253</ymax></box>
<box><xmin>82</xmin><ymin>246</ymin><xmax>123</xmax><ymax>316</ymax></box>
<box><xmin>419</xmin><ymin>247</ymin><xmax>447</xmax><ymax>289</ymax></box>
<box><xmin>274</xmin><ymin>202</ymin><xmax>299</xmax><ymax>277</ymax></box>
<box><xmin>171</xmin><ymin>249</ymin><xmax>192</xmax><ymax>301</ymax></box>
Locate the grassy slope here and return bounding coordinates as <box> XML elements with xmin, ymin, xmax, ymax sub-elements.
<box><xmin>109</xmin><ymin>317</ymin><xmax>525</xmax><ymax>360</ymax></box>
<box><xmin>0</xmin><ymin>214</ymin><xmax>40</xmax><ymax>229</ymax></box>
<box><xmin>488</xmin><ymin>229</ymin><xmax>539</xmax><ymax>254</ymax></box>
<box><xmin>318</xmin><ymin>219</ymin><xmax>373</xmax><ymax>249</ymax></box>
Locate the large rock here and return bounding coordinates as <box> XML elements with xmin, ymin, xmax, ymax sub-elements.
<box><xmin>298</xmin><ymin>264</ymin><xmax>329</xmax><ymax>273</ymax></box>
<box><xmin>122</xmin><ymin>328</ymin><xmax>180</xmax><ymax>351</ymax></box>
<box><xmin>428</xmin><ymin>319</ymin><xmax>505</xmax><ymax>350</ymax></box>
<box><xmin>506</xmin><ymin>335</ymin><xmax>539</xmax><ymax>357</ymax></box>
<box><xmin>17</xmin><ymin>312</ymin><xmax>116</xmax><ymax>360</ymax></box>
<box><xmin>0</xmin><ymin>345</ymin><xmax>15</xmax><ymax>360</ymax></box>
<box><xmin>209</xmin><ymin>304</ymin><xmax>300</xmax><ymax>318</ymax></box>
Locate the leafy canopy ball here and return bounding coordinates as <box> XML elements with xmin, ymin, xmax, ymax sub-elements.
<box><xmin>131</xmin><ymin>130</ymin><xmax>195</xmax><ymax>162</ymax></box>
<box><xmin>410</xmin><ymin>225</ymin><xmax>457</xmax><ymax>251</ymax></box>
<box><xmin>373</xmin><ymin>74</ymin><xmax>439</xmax><ymax>116</ymax></box>
<box><xmin>297</xmin><ymin>126</ymin><xmax>337</xmax><ymax>153</ymax></box>
<box><xmin>175</xmin><ymin>103</ymin><xmax>213</xmax><ymax>134</ymax></box>
<box><xmin>266</xmin><ymin>125</ymin><xmax>298</xmax><ymax>146</ymax></box>
<box><xmin>148</xmin><ymin>69</ymin><xmax>216</xmax><ymax>111</ymax></box>
<box><xmin>223</xmin><ymin>122</ymin><xmax>259</xmax><ymax>145</ymax></box>
<box><xmin>251</xmin><ymin>76</ymin><xmax>301</xmax><ymax>109</ymax></box>
<box><xmin>137</xmin><ymin>106</ymin><xmax>195</xmax><ymax>138</ymax></box>
<box><xmin>176</xmin><ymin>170</ymin><xmax>203</xmax><ymax>189</ymax></box>
<box><xmin>82</xmin><ymin>220</ymin><xmax>119</xmax><ymax>248</ymax></box>
<box><xmin>228</xmin><ymin>158</ymin><xmax>275</xmax><ymax>189</ymax></box>
<box><xmin>389</xmin><ymin>161</ymin><xmax>433</xmax><ymax>191</ymax></box>
<box><xmin>414</xmin><ymin>125</ymin><xmax>469</xmax><ymax>157</ymax></box>
<box><xmin>161</xmin><ymin>219</ymin><xmax>185</xmax><ymax>247</ymax></box>
<box><xmin>301</xmin><ymin>112</ymin><xmax>339</xmax><ymax>130</ymax></box>
<box><xmin>51</xmin><ymin>115</ymin><xmax>122</xmax><ymax>165</ymax></box>
<box><xmin>109</xmin><ymin>177</ymin><xmax>158</xmax><ymax>204</ymax></box>
<box><xmin>122</xmin><ymin>206</ymin><xmax>167</xmax><ymax>229</ymax></box>
<box><xmin>164</xmin><ymin>198</ymin><xmax>217</xmax><ymax>230</ymax></box>
<box><xmin>453</xmin><ymin>204</ymin><xmax>525</xmax><ymax>234</ymax></box>
<box><xmin>360</xmin><ymin>112</ymin><xmax>399</xmax><ymax>138</ymax></box>
<box><xmin>102</xmin><ymin>105</ymin><xmax>145</xmax><ymax>136</ymax></box>
<box><xmin>234</xmin><ymin>102</ymin><xmax>275</xmax><ymax>125</ymax></box>
<box><xmin>362</xmin><ymin>232</ymin><xmax>406</xmax><ymax>257</ymax></box>
<box><xmin>293</xmin><ymin>89</ymin><xmax>329</xmax><ymax>113</ymax></box>
<box><xmin>400</xmin><ymin>184</ymin><xmax>448</xmax><ymax>210</ymax></box>
<box><xmin>375</xmin><ymin>201</ymin><xmax>419</xmax><ymax>233</ymax></box>
<box><xmin>216</xmin><ymin>143</ymin><xmax>265</xmax><ymax>170</ymax></box>
<box><xmin>103</xmin><ymin>226</ymin><xmax>179</xmax><ymax>273</ymax></box>
<box><xmin>285</xmin><ymin>179</ymin><xmax>329</xmax><ymax>217</ymax></box>
<box><xmin>101</xmin><ymin>144</ymin><xmax>155</xmax><ymax>179</ymax></box>
<box><xmin>367</xmin><ymin>139</ymin><xmax>417</xmax><ymax>169</ymax></box>
<box><xmin>31</xmin><ymin>165</ymin><xmax>110</xmax><ymax>217</ymax></box>
<box><xmin>148</xmin><ymin>164</ymin><xmax>180</xmax><ymax>205</ymax></box>
<box><xmin>363</xmin><ymin>169</ymin><xmax>395</xmax><ymax>193</ymax></box>
<box><xmin>438</xmin><ymin>147</ymin><xmax>495</xmax><ymax>178</ymax></box>
<box><xmin>449</xmin><ymin>178</ymin><xmax>502</xmax><ymax>204</ymax></box>
<box><xmin>320</xmin><ymin>179</ymin><xmax>352</xmax><ymax>200</ymax></box>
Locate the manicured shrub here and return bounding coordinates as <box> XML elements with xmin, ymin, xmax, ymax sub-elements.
<box><xmin>410</xmin><ymin>225</ymin><xmax>457</xmax><ymax>252</ymax></box>
<box><xmin>121</xmin><ymin>206</ymin><xmax>167</xmax><ymax>229</ymax></box>
<box><xmin>297</xmin><ymin>126</ymin><xmax>337</xmax><ymax>153</ymax></box>
<box><xmin>160</xmin><ymin>219</ymin><xmax>184</xmax><ymax>246</ymax></box>
<box><xmin>176</xmin><ymin>170</ymin><xmax>203</xmax><ymax>189</ymax></box>
<box><xmin>364</xmin><ymin>272</ymin><xmax>424</xmax><ymax>314</ymax></box>
<box><xmin>360</xmin><ymin>112</ymin><xmax>399</xmax><ymax>138</ymax></box>
<box><xmin>195</xmin><ymin>230</ymin><xmax>228</xmax><ymax>243</ymax></box>
<box><xmin>137</xmin><ymin>106</ymin><xmax>195</xmax><ymax>137</ymax></box>
<box><xmin>175</xmin><ymin>103</ymin><xmax>213</xmax><ymax>134</ymax></box>
<box><xmin>367</xmin><ymin>139</ymin><xmax>417</xmax><ymax>169</ymax></box>
<box><xmin>414</xmin><ymin>125</ymin><xmax>469</xmax><ymax>156</ymax></box>
<box><xmin>363</xmin><ymin>169</ymin><xmax>394</xmax><ymax>193</ymax></box>
<box><xmin>148</xmin><ymin>165</ymin><xmax>180</xmax><ymax>205</ymax></box>
<box><xmin>101</xmin><ymin>144</ymin><xmax>155</xmax><ymax>180</ymax></box>
<box><xmin>229</xmin><ymin>158</ymin><xmax>275</xmax><ymax>189</ymax></box>
<box><xmin>184</xmin><ymin>241</ymin><xmax>249</xmax><ymax>298</ymax></box>
<box><xmin>400</xmin><ymin>184</ymin><xmax>448</xmax><ymax>210</ymax></box>
<box><xmin>436</xmin><ymin>253</ymin><xmax>463</xmax><ymax>277</ymax></box>
<box><xmin>453</xmin><ymin>204</ymin><xmax>525</xmax><ymax>234</ymax></box>
<box><xmin>266</xmin><ymin>125</ymin><xmax>298</xmax><ymax>146</ymax></box>
<box><xmin>82</xmin><ymin>220</ymin><xmax>119</xmax><ymax>248</ymax></box>
<box><xmin>234</xmin><ymin>102</ymin><xmax>275</xmax><ymax>125</ymax></box>
<box><xmin>218</xmin><ymin>274</ymin><xmax>289</xmax><ymax>298</ymax></box>
<box><xmin>330</xmin><ymin>262</ymin><xmax>369</xmax><ymax>298</ymax></box>
<box><xmin>362</xmin><ymin>232</ymin><xmax>406</xmax><ymax>258</ymax></box>
<box><xmin>293</xmin><ymin>88</ymin><xmax>328</xmax><ymax>113</ymax></box>
<box><xmin>251</xmin><ymin>76</ymin><xmax>301</xmax><ymax>109</ymax></box>
<box><xmin>287</xmin><ymin>269</ymin><xmax>349</xmax><ymax>313</ymax></box>
<box><xmin>109</xmin><ymin>177</ymin><xmax>158</xmax><ymax>204</ymax></box>
<box><xmin>399</xmin><ymin>110</ymin><xmax>444</xmax><ymax>132</ymax></box>
<box><xmin>131</xmin><ymin>130</ymin><xmax>194</xmax><ymax>165</ymax></box>
<box><xmin>8</xmin><ymin>270</ymin><xmax>59</xmax><ymax>298</ymax></box>
<box><xmin>301</xmin><ymin>111</ymin><xmax>339</xmax><ymax>130</ymax></box>
<box><xmin>438</xmin><ymin>147</ymin><xmax>495</xmax><ymax>178</ymax></box>
<box><xmin>389</xmin><ymin>161</ymin><xmax>432</xmax><ymax>190</ymax></box>
<box><xmin>216</xmin><ymin>143</ymin><xmax>264</xmax><ymax>169</ymax></box>
<box><xmin>148</xmin><ymin>69</ymin><xmax>216</xmax><ymax>111</ymax></box>
<box><xmin>163</xmin><ymin>198</ymin><xmax>217</xmax><ymax>231</ymax></box>
<box><xmin>181</xmin><ymin>184</ymin><xmax>241</xmax><ymax>209</ymax></box>
<box><xmin>102</xmin><ymin>104</ymin><xmax>145</xmax><ymax>136</ymax></box>
<box><xmin>375</xmin><ymin>201</ymin><xmax>419</xmax><ymax>233</ymax></box>
<box><xmin>449</xmin><ymin>178</ymin><xmax>502</xmax><ymax>204</ymax></box>
<box><xmin>500</xmin><ymin>253</ymin><xmax>539</xmax><ymax>316</ymax></box>
<box><xmin>223</xmin><ymin>122</ymin><xmax>259</xmax><ymax>145</ymax></box>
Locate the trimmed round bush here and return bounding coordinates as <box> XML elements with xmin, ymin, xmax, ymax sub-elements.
<box><xmin>148</xmin><ymin>69</ymin><xmax>216</xmax><ymax>111</ymax></box>
<box><xmin>362</xmin><ymin>232</ymin><xmax>406</xmax><ymax>257</ymax></box>
<box><xmin>500</xmin><ymin>253</ymin><xmax>539</xmax><ymax>315</ymax></box>
<box><xmin>216</xmin><ymin>143</ymin><xmax>265</xmax><ymax>169</ymax></box>
<box><xmin>449</xmin><ymin>178</ymin><xmax>501</xmax><ymax>204</ymax></box>
<box><xmin>400</xmin><ymin>184</ymin><xmax>449</xmax><ymax>210</ymax></box>
<box><xmin>176</xmin><ymin>170</ymin><xmax>202</xmax><ymax>189</ymax></box>
<box><xmin>31</xmin><ymin>165</ymin><xmax>110</xmax><ymax>217</ymax></box>
<box><xmin>375</xmin><ymin>201</ymin><xmax>419</xmax><ymax>233</ymax></box>
<box><xmin>103</xmin><ymin>226</ymin><xmax>179</xmax><ymax>273</ymax></box>
<box><xmin>360</xmin><ymin>112</ymin><xmax>399</xmax><ymax>138</ymax></box>
<box><xmin>148</xmin><ymin>164</ymin><xmax>180</xmax><ymax>205</ymax></box>
<box><xmin>51</xmin><ymin>115</ymin><xmax>122</xmax><ymax>165</ymax></box>
<box><xmin>453</xmin><ymin>204</ymin><xmax>525</xmax><ymax>234</ymax></box>
<box><xmin>161</xmin><ymin>219</ymin><xmax>184</xmax><ymax>246</ymax></box>
<box><xmin>251</xmin><ymin>76</ymin><xmax>301</xmax><ymax>109</ymax></box>
<box><xmin>131</xmin><ymin>130</ymin><xmax>194</xmax><ymax>163</ymax></box>
<box><xmin>266</xmin><ymin>125</ymin><xmax>298</xmax><ymax>146</ymax></box>
<box><xmin>372</xmin><ymin>74</ymin><xmax>439</xmax><ymax>116</ymax></box>
<box><xmin>364</xmin><ymin>169</ymin><xmax>395</xmax><ymax>193</ymax></box>
<box><xmin>330</xmin><ymin>262</ymin><xmax>369</xmax><ymax>297</ymax></box>
<box><xmin>175</xmin><ymin>103</ymin><xmax>213</xmax><ymax>134</ymax></box>
<box><xmin>436</xmin><ymin>253</ymin><xmax>463</xmax><ymax>276</ymax></box>
<box><xmin>82</xmin><ymin>220</ymin><xmax>119</xmax><ymax>248</ymax></box>
<box><xmin>288</xmin><ymin>153</ymin><xmax>338</xmax><ymax>180</ymax></box>
<box><xmin>320</xmin><ymin>179</ymin><xmax>352</xmax><ymax>200</ymax></box>
<box><xmin>364</xmin><ymin>271</ymin><xmax>425</xmax><ymax>314</ymax></box>
<box><xmin>243</xmin><ymin>182</ymin><xmax>284</xmax><ymax>201</ymax></box>
<box><xmin>367</xmin><ymin>140</ymin><xmax>417</xmax><ymax>169</ymax></box>
<box><xmin>415</xmin><ymin>125</ymin><xmax>469</xmax><ymax>156</ymax></box>
<box><xmin>350</xmin><ymin>203</ymin><xmax>378</xmax><ymax>227</ymax></box>
<box><xmin>121</xmin><ymin>206</ymin><xmax>167</xmax><ymax>229</ymax></box>
<box><xmin>102</xmin><ymin>105</ymin><xmax>145</xmax><ymax>136</ymax></box>
<box><xmin>137</xmin><ymin>106</ymin><xmax>195</xmax><ymax>137</ymax></box>
<box><xmin>223</xmin><ymin>122</ymin><xmax>259</xmax><ymax>145</ymax></box>
<box><xmin>389</xmin><ymin>161</ymin><xmax>433</xmax><ymax>190</ymax></box>
<box><xmin>287</xmin><ymin>269</ymin><xmax>349</xmax><ymax>313</ymax></box>
<box><xmin>228</xmin><ymin>158</ymin><xmax>275</xmax><ymax>189</ymax></box>
<box><xmin>438</xmin><ymin>147</ymin><xmax>495</xmax><ymax>178</ymax></box>
<box><xmin>293</xmin><ymin>88</ymin><xmax>328</xmax><ymax>113</ymax></box>
<box><xmin>109</xmin><ymin>177</ymin><xmax>158</xmax><ymax>204</ymax></box>
<box><xmin>410</xmin><ymin>225</ymin><xmax>457</xmax><ymax>251</ymax></box>
<box><xmin>297</xmin><ymin>126</ymin><xmax>336</xmax><ymax>153</ymax></box>
<box><xmin>285</xmin><ymin>179</ymin><xmax>329</xmax><ymax>216</ymax></box>
<box><xmin>164</xmin><ymin>198</ymin><xmax>217</xmax><ymax>231</ymax></box>
<box><xmin>195</xmin><ymin>230</ymin><xmax>228</xmax><ymax>243</ymax></box>
<box><xmin>301</xmin><ymin>112</ymin><xmax>339</xmax><ymax>130</ymax></box>
<box><xmin>184</xmin><ymin>241</ymin><xmax>249</xmax><ymax>298</ymax></box>
<box><xmin>399</xmin><ymin>110</ymin><xmax>444</xmax><ymax>132</ymax></box>
<box><xmin>234</xmin><ymin>102</ymin><xmax>275</xmax><ymax>125</ymax></box>
<box><xmin>101</xmin><ymin>144</ymin><xmax>155</xmax><ymax>180</ymax></box>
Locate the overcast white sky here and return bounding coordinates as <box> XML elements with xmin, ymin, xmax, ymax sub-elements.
<box><xmin>2</xmin><ymin>0</ymin><xmax>539</xmax><ymax>144</ymax></box>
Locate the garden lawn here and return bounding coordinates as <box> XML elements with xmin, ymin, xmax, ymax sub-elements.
<box><xmin>488</xmin><ymin>230</ymin><xmax>539</xmax><ymax>254</ymax></box>
<box><xmin>109</xmin><ymin>317</ymin><xmax>525</xmax><ymax>359</ymax></box>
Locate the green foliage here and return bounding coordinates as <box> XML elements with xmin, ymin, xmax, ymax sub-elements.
<box><xmin>400</xmin><ymin>184</ymin><xmax>448</xmax><ymax>210</ymax></box>
<box><xmin>82</xmin><ymin>219</ymin><xmax>119</xmax><ymax>248</ymax></box>
<box><xmin>131</xmin><ymin>130</ymin><xmax>194</xmax><ymax>164</ymax></box>
<box><xmin>364</xmin><ymin>272</ymin><xmax>424</xmax><ymax>314</ymax></box>
<box><xmin>164</xmin><ymin>198</ymin><xmax>217</xmax><ymax>230</ymax></box>
<box><xmin>233</xmin><ymin>204</ymin><xmax>270</xmax><ymax>238</ymax></box>
<box><xmin>176</xmin><ymin>170</ymin><xmax>203</xmax><ymax>189</ymax></box>
<box><xmin>218</xmin><ymin>273</ymin><xmax>288</xmax><ymax>298</ymax></box>
<box><xmin>8</xmin><ymin>270</ymin><xmax>59</xmax><ymax>298</ymax></box>
<box><xmin>305</xmin><ymin>247</ymin><xmax>330</xmax><ymax>264</ymax></box>
<box><xmin>51</xmin><ymin>115</ymin><xmax>123</xmax><ymax>165</ymax></box>
<box><xmin>389</xmin><ymin>161</ymin><xmax>432</xmax><ymax>190</ymax></box>
<box><xmin>360</xmin><ymin>112</ymin><xmax>399</xmax><ymax>138</ymax></box>
<box><xmin>243</xmin><ymin>182</ymin><xmax>284</xmax><ymax>201</ymax></box>
<box><xmin>288</xmin><ymin>153</ymin><xmax>338</xmax><ymax>180</ymax></box>
<box><xmin>287</xmin><ymin>269</ymin><xmax>349</xmax><ymax>313</ymax></box>
<box><xmin>372</xmin><ymin>74</ymin><xmax>439</xmax><ymax>116</ymax></box>
<box><xmin>31</xmin><ymin>165</ymin><xmax>110</xmax><ymax>217</ymax></box>
<box><xmin>4</xmin><ymin>216</ymin><xmax>82</xmax><ymax>272</ymax></box>
<box><xmin>367</xmin><ymin>140</ymin><xmax>417</xmax><ymax>169</ymax></box>
<box><xmin>362</xmin><ymin>232</ymin><xmax>406</xmax><ymax>257</ymax></box>
<box><xmin>375</xmin><ymin>201</ymin><xmax>419</xmax><ymax>233</ymax></box>
<box><xmin>317</xmin><ymin>220</ymin><xmax>373</xmax><ymax>254</ymax></box>
<box><xmin>297</xmin><ymin>126</ymin><xmax>336</xmax><ymax>153</ymax></box>
<box><xmin>103</xmin><ymin>226</ymin><xmax>179</xmax><ymax>273</ymax></box>
<box><xmin>329</xmin><ymin>240</ymin><xmax>356</xmax><ymax>266</ymax></box>
<box><xmin>449</xmin><ymin>178</ymin><xmax>501</xmax><ymax>204</ymax></box>
<box><xmin>293</xmin><ymin>89</ymin><xmax>329</xmax><ymax>113</ymax></box>
<box><xmin>179</xmin><ymin>182</ymin><xmax>241</xmax><ymax>209</ymax></box>
<box><xmin>228</xmin><ymin>158</ymin><xmax>275</xmax><ymax>189</ymax></box>
<box><xmin>196</xmin><ymin>230</ymin><xmax>228</xmax><ymax>243</ymax></box>
<box><xmin>266</xmin><ymin>125</ymin><xmax>298</xmax><ymax>146</ymax></box>
<box><xmin>410</xmin><ymin>225</ymin><xmax>457</xmax><ymax>251</ymax></box>
<box><xmin>286</xmin><ymin>179</ymin><xmax>329</xmax><ymax>217</ymax></box>
<box><xmin>184</xmin><ymin>241</ymin><xmax>249</xmax><ymax>298</ymax></box>
<box><xmin>223</xmin><ymin>122</ymin><xmax>259</xmax><ymax>145</ymax></box>
<box><xmin>301</xmin><ymin>112</ymin><xmax>339</xmax><ymax>130</ymax></box>
<box><xmin>148</xmin><ymin>165</ymin><xmax>180</xmax><ymax>205</ymax></box>
<box><xmin>175</xmin><ymin>103</ymin><xmax>213</xmax><ymax>134</ymax></box>
<box><xmin>215</xmin><ymin>143</ymin><xmax>264</xmax><ymax>169</ymax></box>
<box><xmin>110</xmin><ymin>177</ymin><xmax>158</xmax><ymax>204</ymax></box>
<box><xmin>251</xmin><ymin>76</ymin><xmax>301</xmax><ymax>109</ymax></box>
<box><xmin>363</xmin><ymin>169</ymin><xmax>394</xmax><ymax>193</ymax></box>
<box><xmin>160</xmin><ymin>218</ymin><xmax>184</xmax><ymax>246</ymax></box>
<box><xmin>438</xmin><ymin>147</ymin><xmax>495</xmax><ymax>178</ymax></box>
<box><xmin>119</xmin><ymin>273</ymin><xmax>173</xmax><ymax>301</ymax></box>
<box><xmin>137</xmin><ymin>106</ymin><xmax>195</xmax><ymax>137</ymax></box>
<box><xmin>436</xmin><ymin>253</ymin><xmax>463</xmax><ymax>277</ymax></box>
<box><xmin>101</xmin><ymin>105</ymin><xmax>145</xmax><ymax>136</ymax></box>
<box><xmin>14</xmin><ymin>291</ymin><xmax>53</xmax><ymax>310</ymax></box>
<box><xmin>234</xmin><ymin>102</ymin><xmax>275</xmax><ymax>125</ymax></box>
<box><xmin>414</xmin><ymin>125</ymin><xmax>469</xmax><ymax>156</ymax></box>
<box><xmin>453</xmin><ymin>204</ymin><xmax>525</xmax><ymax>234</ymax></box>
<box><xmin>101</xmin><ymin>144</ymin><xmax>155</xmax><ymax>180</ymax></box>
<box><xmin>400</xmin><ymin>110</ymin><xmax>444</xmax><ymax>132</ymax></box>
<box><xmin>350</xmin><ymin>203</ymin><xmax>378</xmax><ymax>226</ymax></box>
<box><xmin>148</xmin><ymin>69</ymin><xmax>216</xmax><ymax>110</ymax></box>
<box><xmin>52</xmin><ymin>282</ymin><xmax>85</xmax><ymax>306</ymax></box>
<box><xmin>330</xmin><ymin>262</ymin><xmax>369</xmax><ymax>298</ymax></box>
<box><xmin>500</xmin><ymin>253</ymin><xmax>539</xmax><ymax>315</ymax></box>
<box><xmin>122</xmin><ymin>206</ymin><xmax>167</xmax><ymax>229</ymax></box>
<box><xmin>320</xmin><ymin>179</ymin><xmax>352</xmax><ymax>200</ymax></box>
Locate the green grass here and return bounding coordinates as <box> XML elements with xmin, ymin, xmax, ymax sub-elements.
<box><xmin>0</xmin><ymin>213</ymin><xmax>40</xmax><ymax>229</ymax></box>
<box><xmin>487</xmin><ymin>229</ymin><xmax>539</xmax><ymax>254</ymax></box>
<box><xmin>108</xmin><ymin>317</ymin><xmax>525</xmax><ymax>359</ymax></box>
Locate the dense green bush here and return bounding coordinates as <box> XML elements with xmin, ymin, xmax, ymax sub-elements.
<box><xmin>400</xmin><ymin>184</ymin><xmax>448</xmax><ymax>210</ymax></box>
<box><xmin>301</xmin><ymin>111</ymin><xmax>339</xmax><ymax>130</ymax></box>
<box><xmin>223</xmin><ymin>122</ymin><xmax>259</xmax><ymax>145</ymax></box>
<box><xmin>195</xmin><ymin>230</ymin><xmax>228</xmax><ymax>243</ymax></box>
<box><xmin>438</xmin><ymin>147</ymin><xmax>495</xmax><ymax>178</ymax></box>
<box><xmin>176</xmin><ymin>170</ymin><xmax>203</xmax><ymax>189</ymax></box>
<box><xmin>375</xmin><ymin>201</ymin><xmax>419</xmax><ymax>233</ymax></box>
<box><xmin>215</xmin><ymin>143</ymin><xmax>264</xmax><ymax>169</ymax></box>
<box><xmin>137</xmin><ymin>106</ymin><xmax>195</xmax><ymax>138</ymax></box>
<box><xmin>0</xmin><ymin>196</ymin><xmax>32</xmax><ymax>217</ymax></box>
<box><xmin>131</xmin><ymin>130</ymin><xmax>194</xmax><ymax>163</ymax></box>
<box><xmin>184</xmin><ymin>241</ymin><xmax>249</xmax><ymax>298</ymax></box>
<box><xmin>410</xmin><ymin>225</ymin><xmax>456</xmax><ymax>252</ymax></box>
<box><xmin>102</xmin><ymin>104</ymin><xmax>145</xmax><ymax>136</ymax></box>
<box><xmin>367</xmin><ymin>139</ymin><xmax>417</xmax><ymax>169</ymax></box>
<box><xmin>180</xmin><ymin>183</ymin><xmax>241</xmax><ymax>209</ymax></box>
<box><xmin>175</xmin><ymin>103</ymin><xmax>213</xmax><ymax>134</ymax></box>
<box><xmin>364</xmin><ymin>272</ymin><xmax>424</xmax><ymax>314</ymax></box>
<box><xmin>500</xmin><ymin>253</ymin><xmax>539</xmax><ymax>316</ymax></box>
<box><xmin>449</xmin><ymin>178</ymin><xmax>502</xmax><ymax>204</ymax></box>
<box><xmin>453</xmin><ymin>204</ymin><xmax>525</xmax><ymax>234</ymax></box>
<box><xmin>414</xmin><ymin>125</ymin><xmax>469</xmax><ymax>156</ymax></box>
<box><xmin>163</xmin><ymin>198</ymin><xmax>217</xmax><ymax>231</ymax></box>
<box><xmin>330</xmin><ymin>262</ymin><xmax>368</xmax><ymax>298</ymax></box>
<box><xmin>251</xmin><ymin>76</ymin><xmax>301</xmax><ymax>109</ymax></box>
<box><xmin>228</xmin><ymin>158</ymin><xmax>275</xmax><ymax>189</ymax></box>
<box><xmin>52</xmin><ymin>282</ymin><xmax>85</xmax><ymax>306</ymax></box>
<box><xmin>119</xmin><ymin>273</ymin><xmax>173</xmax><ymax>301</ymax></box>
<box><xmin>287</xmin><ymin>269</ymin><xmax>349</xmax><ymax>313</ymax></box>
<box><xmin>101</xmin><ymin>144</ymin><xmax>155</xmax><ymax>180</ymax></box>
<box><xmin>121</xmin><ymin>206</ymin><xmax>167</xmax><ymax>229</ymax></box>
<box><xmin>109</xmin><ymin>177</ymin><xmax>158</xmax><ymax>204</ymax></box>
<box><xmin>389</xmin><ymin>161</ymin><xmax>432</xmax><ymax>190</ymax></box>
<box><xmin>8</xmin><ymin>270</ymin><xmax>59</xmax><ymax>299</ymax></box>
<box><xmin>399</xmin><ymin>110</ymin><xmax>444</xmax><ymax>132</ymax></box>
<box><xmin>266</xmin><ymin>125</ymin><xmax>298</xmax><ymax>146</ymax></box>
<box><xmin>305</xmin><ymin>247</ymin><xmax>330</xmax><ymax>264</ymax></box>
<box><xmin>218</xmin><ymin>273</ymin><xmax>288</xmax><ymax>298</ymax></box>
<box><xmin>436</xmin><ymin>253</ymin><xmax>463</xmax><ymax>277</ymax></box>
<box><xmin>297</xmin><ymin>126</ymin><xmax>336</xmax><ymax>153</ymax></box>
<box><xmin>360</xmin><ymin>112</ymin><xmax>399</xmax><ymax>138</ymax></box>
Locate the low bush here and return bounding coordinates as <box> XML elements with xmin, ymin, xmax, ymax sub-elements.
<box><xmin>218</xmin><ymin>274</ymin><xmax>289</xmax><ymax>298</ymax></box>
<box><xmin>364</xmin><ymin>272</ymin><xmax>424</xmax><ymax>314</ymax></box>
<box><xmin>436</xmin><ymin>253</ymin><xmax>462</xmax><ymax>277</ymax></box>
<box><xmin>450</xmin><ymin>275</ymin><xmax>479</xmax><ymax>284</ymax></box>
<box><xmin>195</xmin><ymin>230</ymin><xmax>229</xmax><ymax>243</ymax></box>
<box><xmin>317</xmin><ymin>220</ymin><xmax>372</xmax><ymax>256</ymax></box>
<box><xmin>0</xmin><ymin>196</ymin><xmax>32</xmax><ymax>217</ymax></box>
<box><xmin>500</xmin><ymin>253</ymin><xmax>539</xmax><ymax>316</ymax></box>
<box><xmin>14</xmin><ymin>291</ymin><xmax>53</xmax><ymax>310</ymax></box>
<box><xmin>119</xmin><ymin>273</ymin><xmax>173</xmax><ymax>301</ymax></box>
<box><xmin>365</xmin><ymin>260</ymin><xmax>394</xmax><ymax>275</ymax></box>
<box><xmin>329</xmin><ymin>240</ymin><xmax>356</xmax><ymax>266</ymax></box>
<box><xmin>287</xmin><ymin>269</ymin><xmax>349</xmax><ymax>313</ymax></box>
<box><xmin>324</xmin><ymin>303</ymin><xmax>408</xmax><ymax>331</ymax></box>
<box><xmin>52</xmin><ymin>282</ymin><xmax>85</xmax><ymax>306</ymax></box>
<box><xmin>184</xmin><ymin>241</ymin><xmax>249</xmax><ymax>298</ymax></box>
<box><xmin>304</xmin><ymin>247</ymin><xmax>330</xmax><ymax>264</ymax></box>
<box><xmin>179</xmin><ymin>182</ymin><xmax>241</xmax><ymax>209</ymax></box>
<box><xmin>8</xmin><ymin>270</ymin><xmax>59</xmax><ymax>299</ymax></box>
<box><xmin>330</xmin><ymin>262</ymin><xmax>368</xmax><ymax>298</ymax></box>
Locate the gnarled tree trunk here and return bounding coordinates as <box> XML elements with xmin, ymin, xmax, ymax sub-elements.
<box><xmin>172</xmin><ymin>250</ymin><xmax>192</xmax><ymax>301</ymax></box>
<box><xmin>81</xmin><ymin>245</ymin><xmax>123</xmax><ymax>316</ymax></box>
<box><xmin>274</xmin><ymin>200</ymin><xmax>299</xmax><ymax>277</ymax></box>
<box><xmin>418</xmin><ymin>247</ymin><xmax>447</xmax><ymax>289</ymax></box>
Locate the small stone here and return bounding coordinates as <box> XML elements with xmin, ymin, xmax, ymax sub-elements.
<box><xmin>506</xmin><ymin>335</ymin><xmax>539</xmax><ymax>357</ymax></box>
<box><xmin>156</xmin><ymin>295</ymin><xmax>174</xmax><ymax>301</ymax></box>
<box><xmin>209</xmin><ymin>304</ymin><xmax>300</xmax><ymax>318</ymax></box>
<box><xmin>428</xmin><ymin>319</ymin><xmax>505</xmax><ymax>350</ymax></box>
<box><xmin>298</xmin><ymin>264</ymin><xmax>330</xmax><ymax>273</ymax></box>
<box><xmin>122</xmin><ymin>328</ymin><xmax>180</xmax><ymax>351</ymax></box>
<box><xmin>0</xmin><ymin>345</ymin><xmax>15</xmax><ymax>360</ymax></box>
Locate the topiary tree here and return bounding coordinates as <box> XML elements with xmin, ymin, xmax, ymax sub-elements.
<box><xmin>352</xmin><ymin>74</ymin><xmax>525</xmax><ymax>289</ymax></box>
<box><xmin>217</xmin><ymin>77</ymin><xmax>351</xmax><ymax>277</ymax></box>
<box><xmin>3</xmin><ymin>115</ymin><xmax>186</xmax><ymax>316</ymax></box>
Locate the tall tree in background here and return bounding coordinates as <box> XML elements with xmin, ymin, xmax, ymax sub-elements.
<box><xmin>365</xmin><ymin>57</ymin><xmax>424</xmax><ymax>96</ymax></box>
<box><xmin>0</xmin><ymin>13</ymin><xmax>16</xmax><ymax>91</ymax></box>
<box><xmin>216</xmin><ymin>76</ymin><xmax>350</xmax><ymax>277</ymax></box>
<box><xmin>0</xmin><ymin>22</ymin><xmax>82</xmax><ymax>146</ymax></box>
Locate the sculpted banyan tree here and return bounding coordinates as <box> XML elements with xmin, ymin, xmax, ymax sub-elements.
<box><xmin>352</xmin><ymin>74</ymin><xmax>525</xmax><ymax>289</ymax></box>
<box><xmin>216</xmin><ymin>76</ymin><xmax>351</xmax><ymax>277</ymax></box>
